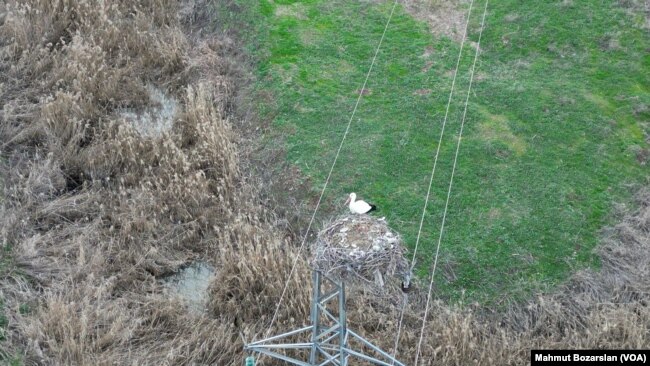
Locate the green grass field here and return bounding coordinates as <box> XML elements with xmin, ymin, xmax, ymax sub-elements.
<box><xmin>223</xmin><ymin>0</ymin><xmax>649</xmax><ymax>303</ymax></box>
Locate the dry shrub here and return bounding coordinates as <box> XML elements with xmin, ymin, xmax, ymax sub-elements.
<box><xmin>1</xmin><ymin>0</ymin><xmax>648</xmax><ymax>365</ymax></box>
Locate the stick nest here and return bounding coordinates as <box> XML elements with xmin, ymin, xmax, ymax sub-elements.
<box><xmin>311</xmin><ymin>215</ymin><xmax>408</xmax><ymax>286</ymax></box>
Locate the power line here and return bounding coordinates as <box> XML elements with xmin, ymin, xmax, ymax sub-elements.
<box><xmin>414</xmin><ymin>1</ymin><xmax>489</xmax><ymax>364</ymax></box>
<box><xmin>390</xmin><ymin>0</ymin><xmax>476</xmax><ymax>360</ymax></box>
<box><xmin>258</xmin><ymin>0</ymin><xmax>402</xmax><ymax>347</ymax></box>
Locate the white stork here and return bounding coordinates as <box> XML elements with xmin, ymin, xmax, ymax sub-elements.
<box><xmin>345</xmin><ymin>192</ymin><xmax>377</xmax><ymax>214</ymax></box>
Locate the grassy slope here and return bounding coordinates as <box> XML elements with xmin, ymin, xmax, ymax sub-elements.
<box><xmin>229</xmin><ymin>0</ymin><xmax>649</xmax><ymax>303</ymax></box>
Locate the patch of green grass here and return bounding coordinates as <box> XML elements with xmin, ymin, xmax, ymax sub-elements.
<box><xmin>225</xmin><ymin>0</ymin><xmax>649</xmax><ymax>304</ymax></box>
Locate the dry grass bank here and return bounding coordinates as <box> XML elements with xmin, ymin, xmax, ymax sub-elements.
<box><xmin>0</xmin><ymin>0</ymin><xmax>310</xmax><ymax>363</ymax></box>
<box><xmin>0</xmin><ymin>0</ymin><xmax>648</xmax><ymax>365</ymax></box>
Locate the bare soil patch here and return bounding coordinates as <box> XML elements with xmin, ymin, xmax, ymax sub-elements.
<box><xmin>356</xmin><ymin>87</ymin><xmax>373</xmax><ymax>95</ymax></box>
<box><xmin>401</xmin><ymin>0</ymin><xmax>469</xmax><ymax>42</ymax></box>
<box><xmin>617</xmin><ymin>0</ymin><xmax>650</xmax><ymax>29</ymax></box>
<box><xmin>162</xmin><ymin>261</ymin><xmax>215</xmax><ymax>313</ymax></box>
<box><xmin>120</xmin><ymin>85</ymin><xmax>178</xmax><ymax>138</ymax></box>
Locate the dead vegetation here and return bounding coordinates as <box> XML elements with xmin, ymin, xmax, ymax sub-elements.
<box><xmin>0</xmin><ymin>0</ymin><xmax>310</xmax><ymax>363</ymax></box>
<box><xmin>0</xmin><ymin>0</ymin><xmax>648</xmax><ymax>365</ymax></box>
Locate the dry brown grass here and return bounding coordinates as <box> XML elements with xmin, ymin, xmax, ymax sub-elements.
<box><xmin>0</xmin><ymin>0</ymin><xmax>648</xmax><ymax>365</ymax></box>
<box><xmin>0</xmin><ymin>0</ymin><xmax>310</xmax><ymax>363</ymax></box>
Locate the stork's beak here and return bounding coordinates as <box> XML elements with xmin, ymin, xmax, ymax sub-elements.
<box><xmin>344</xmin><ymin>197</ymin><xmax>350</xmax><ymax>206</ymax></box>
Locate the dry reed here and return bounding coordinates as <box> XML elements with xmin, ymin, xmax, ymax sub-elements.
<box><xmin>0</xmin><ymin>0</ymin><xmax>648</xmax><ymax>365</ymax></box>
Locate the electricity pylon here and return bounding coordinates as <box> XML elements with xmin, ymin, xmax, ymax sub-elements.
<box><xmin>245</xmin><ymin>271</ymin><xmax>405</xmax><ymax>366</ymax></box>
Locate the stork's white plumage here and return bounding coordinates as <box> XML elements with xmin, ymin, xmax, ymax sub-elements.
<box><xmin>345</xmin><ymin>192</ymin><xmax>377</xmax><ymax>214</ymax></box>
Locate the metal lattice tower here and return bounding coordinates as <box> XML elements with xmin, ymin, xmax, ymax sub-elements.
<box><xmin>245</xmin><ymin>271</ymin><xmax>405</xmax><ymax>366</ymax></box>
